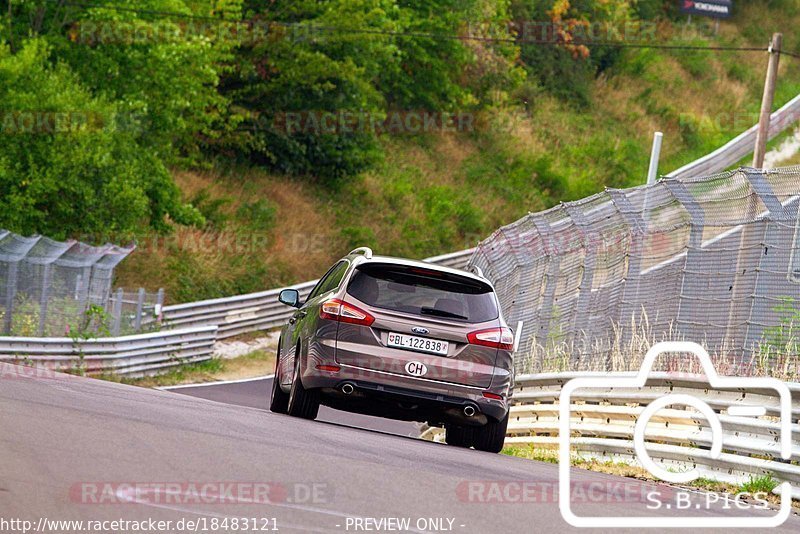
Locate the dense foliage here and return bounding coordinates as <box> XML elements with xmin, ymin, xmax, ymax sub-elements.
<box><xmin>0</xmin><ymin>0</ymin><xmax>669</xmax><ymax>239</ymax></box>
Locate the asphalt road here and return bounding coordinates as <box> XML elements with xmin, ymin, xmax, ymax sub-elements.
<box><xmin>2</xmin><ymin>363</ymin><xmax>798</xmax><ymax>534</ymax></box>
<box><xmin>165</xmin><ymin>377</ymin><xmax>420</xmax><ymax>437</ymax></box>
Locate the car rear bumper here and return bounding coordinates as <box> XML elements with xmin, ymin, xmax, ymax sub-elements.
<box><xmin>302</xmin><ymin>363</ymin><xmax>509</xmax><ymax>425</ymax></box>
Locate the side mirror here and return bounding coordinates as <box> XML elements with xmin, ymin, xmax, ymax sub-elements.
<box><xmin>278</xmin><ymin>288</ymin><xmax>301</xmax><ymax>308</ymax></box>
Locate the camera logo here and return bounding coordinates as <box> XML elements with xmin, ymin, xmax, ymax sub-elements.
<box><xmin>558</xmin><ymin>341</ymin><xmax>793</xmax><ymax>528</ymax></box>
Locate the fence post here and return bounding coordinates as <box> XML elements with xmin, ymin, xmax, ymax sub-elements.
<box><xmin>663</xmin><ymin>179</ymin><xmax>705</xmax><ymax>343</ymax></box>
<box><xmin>4</xmin><ymin>261</ymin><xmax>18</xmax><ymax>335</ymax></box>
<box><xmin>728</xmin><ymin>168</ymin><xmax>787</xmax><ymax>355</ymax></box>
<box><xmin>77</xmin><ymin>265</ymin><xmax>92</xmax><ymax>316</ymax></box>
<box><xmin>562</xmin><ymin>202</ymin><xmax>597</xmax><ymax>350</ymax></box>
<box><xmin>111</xmin><ymin>288</ymin><xmax>123</xmax><ymax>336</ymax></box>
<box><xmin>134</xmin><ymin>287</ymin><xmax>145</xmax><ymax>332</ymax></box>
<box><xmin>531</xmin><ymin>215</ymin><xmax>560</xmax><ymax>348</ymax></box>
<box><xmin>607</xmin><ymin>188</ymin><xmax>648</xmax><ymax>341</ymax></box>
<box><xmin>38</xmin><ymin>264</ymin><xmax>52</xmax><ymax>336</ymax></box>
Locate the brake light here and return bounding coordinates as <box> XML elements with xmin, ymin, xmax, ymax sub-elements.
<box><xmin>316</xmin><ymin>364</ymin><xmax>341</xmax><ymax>373</ymax></box>
<box><xmin>467</xmin><ymin>327</ymin><xmax>514</xmax><ymax>351</ymax></box>
<box><xmin>320</xmin><ymin>299</ymin><xmax>375</xmax><ymax>326</ymax></box>
<box><xmin>483</xmin><ymin>391</ymin><xmax>503</xmax><ymax>400</ymax></box>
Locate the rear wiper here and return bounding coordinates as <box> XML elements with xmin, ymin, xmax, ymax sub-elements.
<box><xmin>420</xmin><ymin>307</ymin><xmax>468</xmax><ymax>320</ymax></box>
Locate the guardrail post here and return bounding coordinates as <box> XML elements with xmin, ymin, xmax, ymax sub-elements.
<box><xmin>134</xmin><ymin>288</ymin><xmax>145</xmax><ymax>332</ymax></box>
<box><xmin>155</xmin><ymin>288</ymin><xmax>164</xmax><ymax>327</ymax></box>
<box><xmin>38</xmin><ymin>264</ymin><xmax>52</xmax><ymax>336</ymax></box>
<box><xmin>111</xmin><ymin>288</ymin><xmax>123</xmax><ymax>336</ymax></box>
<box><xmin>4</xmin><ymin>261</ymin><xmax>18</xmax><ymax>335</ymax></box>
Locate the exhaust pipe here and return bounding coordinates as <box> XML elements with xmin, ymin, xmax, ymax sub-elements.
<box><xmin>463</xmin><ymin>405</ymin><xmax>476</xmax><ymax>417</ymax></box>
<box><xmin>341</xmin><ymin>383</ymin><xmax>355</xmax><ymax>395</ymax></box>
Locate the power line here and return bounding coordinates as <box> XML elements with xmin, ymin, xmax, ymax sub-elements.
<box><xmin>46</xmin><ymin>0</ymin><xmax>800</xmax><ymax>59</ymax></box>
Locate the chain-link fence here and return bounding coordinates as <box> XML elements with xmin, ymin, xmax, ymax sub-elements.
<box><xmin>0</xmin><ymin>230</ymin><xmax>157</xmax><ymax>337</ymax></box>
<box><xmin>471</xmin><ymin>166</ymin><xmax>800</xmax><ymax>379</ymax></box>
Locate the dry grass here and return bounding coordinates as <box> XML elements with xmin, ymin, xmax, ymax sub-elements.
<box><xmin>115</xmin><ymin>168</ymin><xmax>344</xmax><ymax>300</ymax></box>
<box><xmin>523</xmin><ymin>309</ymin><xmax>799</xmax><ymax>381</ymax></box>
<box><xmin>115</xmin><ymin>348</ymin><xmax>275</xmax><ymax>388</ymax></box>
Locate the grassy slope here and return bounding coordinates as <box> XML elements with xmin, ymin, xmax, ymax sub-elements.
<box><xmin>115</xmin><ymin>4</ymin><xmax>800</xmax><ymax>302</ymax></box>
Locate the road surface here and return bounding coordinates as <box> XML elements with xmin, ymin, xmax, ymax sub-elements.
<box><xmin>1</xmin><ymin>364</ymin><xmax>797</xmax><ymax>533</ymax></box>
<box><xmin>165</xmin><ymin>377</ymin><xmax>420</xmax><ymax>437</ymax></box>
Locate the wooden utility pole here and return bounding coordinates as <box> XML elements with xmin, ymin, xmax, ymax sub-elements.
<box><xmin>753</xmin><ymin>33</ymin><xmax>782</xmax><ymax>168</ymax></box>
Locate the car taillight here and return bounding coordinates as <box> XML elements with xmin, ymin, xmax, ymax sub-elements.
<box><xmin>467</xmin><ymin>327</ymin><xmax>513</xmax><ymax>351</ymax></box>
<box><xmin>483</xmin><ymin>391</ymin><xmax>503</xmax><ymax>400</ymax></box>
<box><xmin>320</xmin><ymin>299</ymin><xmax>375</xmax><ymax>326</ymax></box>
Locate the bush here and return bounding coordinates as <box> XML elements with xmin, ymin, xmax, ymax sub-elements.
<box><xmin>0</xmin><ymin>40</ymin><xmax>203</xmax><ymax>240</ymax></box>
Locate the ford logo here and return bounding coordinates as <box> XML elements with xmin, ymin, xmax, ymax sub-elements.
<box><xmin>411</xmin><ymin>327</ymin><xmax>429</xmax><ymax>335</ymax></box>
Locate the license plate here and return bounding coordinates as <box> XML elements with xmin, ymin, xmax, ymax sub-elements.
<box><xmin>387</xmin><ymin>332</ymin><xmax>448</xmax><ymax>356</ymax></box>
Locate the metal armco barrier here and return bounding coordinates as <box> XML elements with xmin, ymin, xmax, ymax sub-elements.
<box><xmin>0</xmin><ymin>326</ymin><xmax>217</xmax><ymax>377</ymax></box>
<box><xmin>157</xmin><ymin>248</ymin><xmax>475</xmax><ymax>339</ymax></box>
<box><xmin>667</xmin><ymin>93</ymin><xmax>800</xmax><ymax>180</ymax></box>
<box><xmin>505</xmin><ymin>372</ymin><xmax>800</xmax><ymax>500</ymax></box>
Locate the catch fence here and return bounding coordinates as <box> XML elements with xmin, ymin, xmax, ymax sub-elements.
<box><xmin>470</xmin><ymin>166</ymin><xmax>800</xmax><ymax>376</ymax></box>
<box><xmin>0</xmin><ymin>231</ymin><xmax>160</xmax><ymax>337</ymax></box>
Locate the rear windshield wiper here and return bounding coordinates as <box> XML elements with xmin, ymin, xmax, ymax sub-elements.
<box><xmin>420</xmin><ymin>307</ymin><xmax>468</xmax><ymax>320</ymax></box>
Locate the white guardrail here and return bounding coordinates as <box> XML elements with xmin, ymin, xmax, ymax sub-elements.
<box><xmin>156</xmin><ymin>248</ymin><xmax>475</xmax><ymax>339</ymax></box>
<box><xmin>668</xmin><ymin>93</ymin><xmax>800</xmax><ymax>179</ymax></box>
<box><xmin>423</xmin><ymin>372</ymin><xmax>800</xmax><ymax>499</ymax></box>
<box><xmin>0</xmin><ymin>326</ymin><xmax>217</xmax><ymax>377</ymax></box>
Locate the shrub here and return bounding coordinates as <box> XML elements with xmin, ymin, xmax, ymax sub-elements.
<box><xmin>0</xmin><ymin>40</ymin><xmax>203</xmax><ymax>241</ymax></box>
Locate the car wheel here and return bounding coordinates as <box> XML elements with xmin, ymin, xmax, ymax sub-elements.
<box><xmin>269</xmin><ymin>345</ymin><xmax>290</xmax><ymax>414</ymax></box>
<box><xmin>445</xmin><ymin>424</ymin><xmax>474</xmax><ymax>448</ymax></box>
<box><xmin>287</xmin><ymin>344</ymin><xmax>320</xmax><ymax>420</ymax></box>
<box><xmin>472</xmin><ymin>412</ymin><xmax>509</xmax><ymax>453</ymax></box>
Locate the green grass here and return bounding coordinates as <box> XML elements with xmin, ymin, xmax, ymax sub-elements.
<box><xmin>502</xmin><ymin>445</ymin><xmax>560</xmax><ymax>464</ymax></box>
<box><xmin>97</xmin><ymin>348</ymin><xmax>275</xmax><ymax>388</ymax></box>
<box><xmin>98</xmin><ymin>358</ymin><xmax>224</xmax><ymax>387</ymax></box>
<box><xmin>503</xmin><ymin>445</ymin><xmax>786</xmax><ymax>502</ymax></box>
<box><xmin>739</xmin><ymin>475</ymin><xmax>779</xmax><ymax>495</ymax></box>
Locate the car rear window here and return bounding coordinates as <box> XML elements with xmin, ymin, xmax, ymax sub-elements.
<box><xmin>346</xmin><ymin>263</ymin><xmax>498</xmax><ymax>323</ymax></box>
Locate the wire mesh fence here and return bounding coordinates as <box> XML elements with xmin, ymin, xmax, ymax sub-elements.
<box><xmin>470</xmin><ymin>166</ymin><xmax>800</xmax><ymax>379</ymax></box>
<box><xmin>0</xmin><ymin>231</ymin><xmax>159</xmax><ymax>337</ymax></box>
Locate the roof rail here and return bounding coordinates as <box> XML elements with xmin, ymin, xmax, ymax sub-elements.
<box><xmin>349</xmin><ymin>247</ymin><xmax>373</xmax><ymax>259</ymax></box>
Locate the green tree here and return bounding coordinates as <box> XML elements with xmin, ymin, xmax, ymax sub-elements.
<box><xmin>0</xmin><ymin>39</ymin><xmax>203</xmax><ymax>240</ymax></box>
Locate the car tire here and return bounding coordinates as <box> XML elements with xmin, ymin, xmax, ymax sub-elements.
<box><xmin>472</xmin><ymin>412</ymin><xmax>509</xmax><ymax>453</ymax></box>
<box><xmin>445</xmin><ymin>425</ymin><xmax>474</xmax><ymax>448</ymax></box>
<box><xmin>287</xmin><ymin>346</ymin><xmax>320</xmax><ymax>420</ymax></box>
<box><xmin>269</xmin><ymin>346</ymin><xmax>290</xmax><ymax>414</ymax></box>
